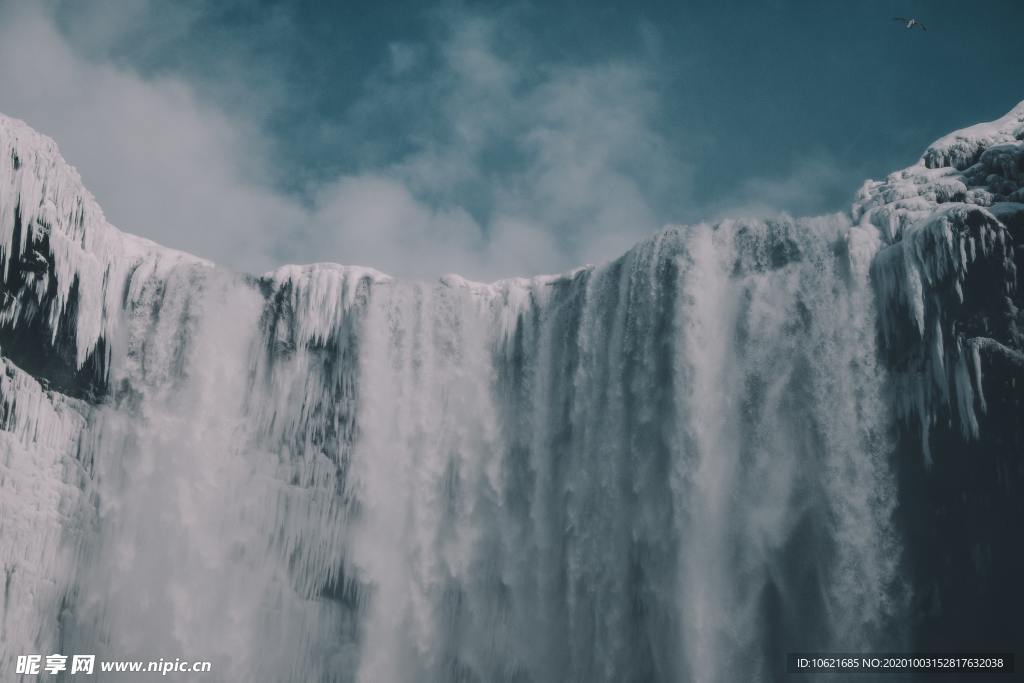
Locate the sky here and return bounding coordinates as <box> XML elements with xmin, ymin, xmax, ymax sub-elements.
<box><xmin>0</xmin><ymin>0</ymin><xmax>1021</xmax><ymax>280</ymax></box>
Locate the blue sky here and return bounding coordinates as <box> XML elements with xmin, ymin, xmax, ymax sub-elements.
<box><xmin>0</xmin><ymin>0</ymin><xmax>1021</xmax><ymax>279</ymax></box>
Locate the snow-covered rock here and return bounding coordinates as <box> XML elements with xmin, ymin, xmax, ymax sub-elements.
<box><xmin>851</xmin><ymin>103</ymin><xmax>1023</xmax><ymax>463</ymax></box>
<box><xmin>0</xmin><ymin>101</ymin><xmax>1021</xmax><ymax>682</ymax></box>
<box><xmin>0</xmin><ymin>115</ymin><xmax>208</xmax><ymax>398</ymax></box>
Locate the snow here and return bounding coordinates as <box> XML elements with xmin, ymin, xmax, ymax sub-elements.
<box><xmin>854</xmin><ymin>100</ymin><xmax>1024</xmax><ymax>242</ymax></box>
<box><xmin>922</xmin><ymin>100</ymin><xmax>1024</xmax><ymax>170</ymax></box>
<box><xmin>849</xmin><ymin>102</ymin><xmax>1024</xmax><ymax>462</ymax></box>
<box><xmin>0</xmin><ymin>99</ymin><xmax>1022</xmax><ymax>680</ymax></box>
<box><xmin>0</xmin><ymin>358</ymin><xmax>90</xmax><ymax>674</ymax></box>
<box><xmin>0</xmin><ymin>114</ymin><xmax>208</xmax><ymax>369</ymax></box>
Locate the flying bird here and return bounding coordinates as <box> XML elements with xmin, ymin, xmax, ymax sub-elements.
<box><xmin>893</xmin><ymin>17</ymin><xmax>926</xmax><ymax>31</ymax></box>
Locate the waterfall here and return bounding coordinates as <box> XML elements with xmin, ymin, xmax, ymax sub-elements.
<box><xmin>0</xmin><ymin>214</ymin><xmax>902</xmax><ymax>682</ymax></box>
<box><xmin>2</xmin><ymin>103</ymin><xmax>1022</xmax><ymax>681</ymax></box>
<box><xmin>340</xmin><ymin>217</ymin><xmax>901</xmax><ymax>682</ymax></box>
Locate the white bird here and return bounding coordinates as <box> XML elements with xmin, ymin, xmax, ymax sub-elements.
<box><xmin>893</xmin><ymin>17</ymin><xmax>926</xmax><ymax>31</ymax></box>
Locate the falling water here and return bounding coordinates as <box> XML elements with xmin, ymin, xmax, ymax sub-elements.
<box><xmin>340</xmin><ymin>217</ymin><xmax>901</xmax><ymax>682</ymax></box>
<box><xmin>0</xmin><ymin>211</ymin><xmax>903</xmax><ymax>682</ymax></box>
<box><xmin>7</xmin><ymin>104</ymin><xmax>1023</xmax><ymax>681</ymax></box>
<box><xmin>40</xmin><ymin>218</ymin><xmax>917</xmax><ymax>682</ymax></box>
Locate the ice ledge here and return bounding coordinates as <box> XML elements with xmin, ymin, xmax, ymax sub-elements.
<box><xmin>0</xmin><ymin>113</ymin><xmax>209</xmax><ymax>382</ymax></box>
<box><xmin>923</xmin><ymin>101</ymin><xmax>1024</xmax><ymax>171</ymax></box>
<box><xmin>854</xmin><ymin>101</ymin><xmax>1024</xmax><ymax>464</ymax></box>
<box><xmin>854</xmin><ymin>100</ymin><xmax>1024</xmax><ymax>243</ymax></box>
<box><xmin>2</xmin><ymin>102</ymin><xmax>1023</xmax><ymax>421</ymax></box>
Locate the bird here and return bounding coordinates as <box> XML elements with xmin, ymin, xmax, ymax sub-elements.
<box><xmin>893</xmin><ymin>17</ymin><xmax>926</xmax><ymax>31</ymax></box>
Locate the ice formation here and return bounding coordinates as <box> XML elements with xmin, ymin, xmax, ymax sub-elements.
<box><xmin>854</xmin><ymin>102</ymin><xmax>1023</xmax><ymax>462</ymax></box>
<box><xmin>0</xmin><ymin>101</ymin><xmax>1022</xmax><ymax>681</ymax></box>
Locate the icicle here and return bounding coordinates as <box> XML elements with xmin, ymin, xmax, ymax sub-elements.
<box><xmin>1</xmin><ymin>99</ymin><xmax>1021</xmax><ymax>683</ymax></box>
<box><xmin>0</xmin><ymin>114</ymin><xmax>209</xmax><ymax>374</ymax></box>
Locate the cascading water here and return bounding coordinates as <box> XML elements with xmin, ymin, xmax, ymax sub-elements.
<box><xmin>341</xmin><ymin>218</ymin><xmax>902</xmax><ymax>683</ymax></box>
<box><xmin>1</xmin><ymin>102</ymin><xmax>1022</xmax><ymax>681</ymax></box>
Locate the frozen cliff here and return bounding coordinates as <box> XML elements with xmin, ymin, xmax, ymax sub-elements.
<box><xmin>0</xmin><ymin>102</ymin><xmax>1021</xmax><ymax>681</ymax></box>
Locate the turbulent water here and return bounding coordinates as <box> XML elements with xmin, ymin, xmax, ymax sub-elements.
<box><xmin>1</xmin><ymin>103</ymin><xmax>1022</xmax><ymax>682</ymax></box>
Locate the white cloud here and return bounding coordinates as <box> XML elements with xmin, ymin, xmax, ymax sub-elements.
<box><xmin>387</xmin><ymin>43</ymin><xmax>422</xmax><ymax>76</ymax></box>
<box><xmin>351</xmin><ymin>13</ymin><xmax>689</xmax><ymax>274</ymax></box>
<box><xmin>0</xmin><ymin>3</ymin><xmax>688</xmax><ymax>280</ymax></box>
<box><xmin>305</xmin><ymin>176</ymin><xmax>484</xmax><ymax>279</ymax></box>
<box><xmin>0</xmin><ymin>2</ymin><xmax>299</xmax><ymax>273</ymax></box>
<box><xmin>706</xmin><ymin>156</ymin><xmax>848</xmax><ymax>222</ymax></box>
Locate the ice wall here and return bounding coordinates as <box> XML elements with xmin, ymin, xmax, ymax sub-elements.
<box><xmin>0</xmin><ymin>358</ymin><xmax>91</xmax><ymax>676</ymax></box>
<box><xmin>0</xmin><ymin>101</ymin><xmax>1021</xmax><ymax>681</ymax></box>
<box><xmin>855</xmin><ymin>102</ymin><xmax>1023</xmax><ymax>464</ymax></box>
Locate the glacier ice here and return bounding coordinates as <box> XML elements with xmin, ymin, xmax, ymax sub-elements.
<box><xmin>0</xmin><ymin>101</ymin><xmax>1022</xmax><ymax>681</ymax></box>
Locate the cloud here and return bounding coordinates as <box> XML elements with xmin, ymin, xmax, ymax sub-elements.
<box><xmin>337</xmin><ymin>11</ymin><xmax>689</xmax><ymax>275</ymax></box>
<box><xmin>0</xmin><ymin>2</ymin><xmax>300</xmax><ymax>273</ymax></box>
<box><xmin>0</xmin><ymin>2</ymin><xmax>687</xmax><ymax>280</ymax></box>
<box><xmin>705</xmin><ymin>155</ymin><xmax>851</xmax><ymax>222</ymax></box>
